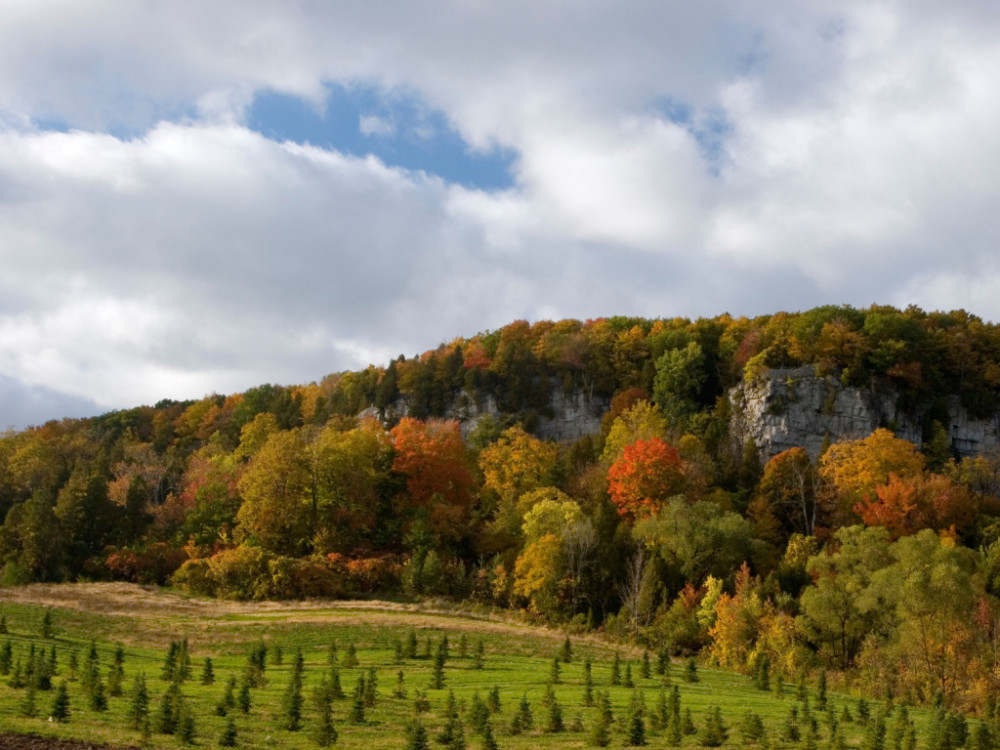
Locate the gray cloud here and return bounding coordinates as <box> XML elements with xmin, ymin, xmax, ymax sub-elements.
<box><xmin>1</xmin><ymin>2</ymin><xmax>1000</xmax><ymax>426</ymax></box>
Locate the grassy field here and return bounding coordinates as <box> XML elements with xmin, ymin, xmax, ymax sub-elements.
<box><xmin>0</xmin><ymin>584</ymin><xmax>940</xmax><ymax>749</ymax></box>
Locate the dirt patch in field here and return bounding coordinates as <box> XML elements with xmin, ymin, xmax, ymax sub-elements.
<box><xmin>0</xmin><ymin>582</ymin><xmax>623</xmax><ymax>652</ymax></box>
<box><xmin>0</xmin><ymin>733</ymin><xmax>138</xmax><ymax>750</ymax></box>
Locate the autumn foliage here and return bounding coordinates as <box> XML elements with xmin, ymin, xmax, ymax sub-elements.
<box><xmin>607</xmin><ymin>437</ymin><xmax>685</xmax><ymax>521</ymax></box>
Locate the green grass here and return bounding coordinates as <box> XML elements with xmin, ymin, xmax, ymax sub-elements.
<box><xmin>0</xmin><ymin>598</ymin><xmax>953</xmax><ymax>749</ymax></box>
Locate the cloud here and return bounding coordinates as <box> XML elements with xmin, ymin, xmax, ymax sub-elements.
<box><xmin>2</xmin><ymin>2</ymin><xmax>1000</xmax><ymax>425</ymax></box>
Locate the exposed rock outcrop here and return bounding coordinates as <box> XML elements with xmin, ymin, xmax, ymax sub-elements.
<box><xmin>730</xmin><ymin>366</ymin><xmax>1000</xmax><ymax>460</ymax></box>
<box><xmin>361</xmin><ymin>384</ymin><xmax>609</xmax><ymax>442</ymax></box>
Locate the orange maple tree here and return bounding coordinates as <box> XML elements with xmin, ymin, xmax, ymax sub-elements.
<box><xmin>854</xmin><ymin>471</ymin><xmax>977</xmax><ymax>539</ymax></box>
<box><xmin>390</xmin><ymin>418</ymin><xmax>474</xmax><ymax>541</ymax></box>
<box><xmin>607</xmin><ymin>437</ymin><xmax>685</xmax><ymax>521</ymax></box>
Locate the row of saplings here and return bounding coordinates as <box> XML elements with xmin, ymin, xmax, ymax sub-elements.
<box><xmin>0</xmin><ymin>611</ymin><xmax>987</xmax><ymax>749</ymax></box>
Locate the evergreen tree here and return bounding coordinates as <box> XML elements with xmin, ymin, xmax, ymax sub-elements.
<box><xmin>470</xmin><ymin>692</ymin><xmax>490</xmax><ymax>735</ymax></box>
<box><xmin>657</xmin><ymin>647</ymin><xmax>669</xmax><ymax>676</ymax></box>
<box><xmin>817</xmin><ymin>669</ymin><xmax>828</xmax><ymax>710</ymax></box>
<box><xmin>126</xmin><ymin>673</ymin><xmax>149</xmax><ymax>730</ymax></box>
<box><xmin>237</xmin><ymin>678</ymin><xmax>252</xmax><ymax>714</ymax></box>
<box><xmin>201</xmin><ymin>656</ymin><xmax>215</xmax><ymax>685</ymax></box>
<box><xmin>19</xmin><ymin>680</ymin><xmax>37</xmax><ymax>717</ymax></box>
<box><xmin>176</xmin><ymin>703</ymin><xmax>196</xmax><ymax>745</ymax></box>
<box><xmin>740</xmin><ymin>711</ymin><xmax>766</xmax><ymax>744</ymax></box>
<box><xmin>773</xmin><ymin>673</ymin><xmax>785</xmax><ymax>699</ymax></box>
<box><xmin>561</xmin><ymin>636</ymin><xmax>573</xmax><ymax>663</ymax></box>
<box><xmin>699</xmin><ymin>706</ymin><xmax>728</xmax><ymax>747</ymax></box>
<box><xmin>342</xmin><ymin>643</ymin><xmax>359</xmax><ymax>669</ymax></box>
<box><xmin>329</xmin><ymin>664</ymin><xmax>345</xmax><ymax>699</ymax></box>
<box><xmin>393</xmin><ymin>638</ymin><xmax>404</xmax><ymax>664</ymax></box>
<box><xmin>626</xmin><ymin>710</ymin><xmax>647</xmax><ymax>746</ymax></box>
<box><xmin>0</xmin><ymin>640</ymin><xmax>12</xmax><ymax>675</ymax></box>
<box><xmin>623</xmin><ymin>662</ymin><xmax>634</xmax><ymax>688</ymax></box>
<box><xmin>50</xmin><ymin>680</ymin><xmax>71</xmax><ymax>722</ymax></box>
<box><xmin>458</xmin><ymin>633</ymin><xmax>468</xmax><ymax>659</ymax></box>
<box><xmin>404</xmin><ymin>630</ymin><xmax>418</xmax><ymax>660</ymax></box>
<box><xmin>482</xmin><ymin>721</ymin><xmax>500</xmax><ymax>750</ymax></box>
<box><xmin>327</xmin><ymin>639</ymin><xmax>338</xmax><ymax>665</ymax></box>
<box><xmin>754</xmin><ymin>655</ymin><xmax>770</xmax><ymax>691</ymax></box>
<box><xmin>406</xmin><ymin>719</ymin><xmax>431</xmax><ymax>750</ymax></box>
<box><xmin>430</xmin><ymin>640</ymin><xmax>447</xmax><ymax>689</ymax></box>
<box><xmin>0</xmin><ymin>614</ymin><xmax>6</xmax><ymax>634</ymax></box>
<box><xmin>40</xmin><ymin>609</ymin><xmax>54</xmax><ymax>639</ymax></box>
<box><xmin>311</xmin><ymin>681</ymin><xmax>337</xmax><ymax>747</ymax></box>
<box><xmin>582</xmin><ymin>657</ymin><xmax>594</xmax><ymax>706</ymax></box>
<box><xmin>219</xmin><ymin>717</ymin><xmax>238</xmax><ymax>748</ymax></box>
<box><xmin>546</xmin><ymin>695</ymin><xmax>565</xmax><ymax>733</ymax></box>
<box><xmin>487</xmin><ymin>685</ymin><xmax>501</xmax><ymax>714</ymax></box>
<box><xmin>861</xmin><ymin>709</ymin><xmax>886</xmax><ymax>750</ymax></box>
<box><xmin>550</xmin><ymin>656</ymin><xmax>561</xmax><ymax>685</ymax></box>
<box><xmin>350</xmin><ymin>675</ymin><xmax>366</xmax><ymax>723</ymax></box>
<box><xmin>641</xmin><ymin>650</ymin><xmax>651</xmax><ymax>679</ymax></box>
<box><xmin>589</xmin><ymin>705</ymin><xmax>612</xmax><ymax>747</ymax></box>
<box><xmin>281</xmin><ymin>654</ymin><xmax>304</xmax><ymax>731</ymax></box>
<box><xmin>364</xmin><ymin>667</ymin><xmax>378</xmax><ymax>707</ymax></box>
<box><xmin>683</xmin><ymin>658</ymin><xmax>698</xmax><ymax>683</ymax></box>
<box><xmin>797</xmin><ymin>672</ymin><xmax>809</xmax><ymax>702</ymax></box>
<box><xmin>88</xmin><ymin>673</ymin><xmax>108</xmax><ymax>712</ymax></box>
<box><xmin>473</xmin><ymin>639</ymin><xmax>485</xmax><ymax>670</ymax></box>
<box><xmin>682</xmin><ymin>707</ymin><xmax>696</xmax><ymax>735</ymax></box>
<box><xmin>517</xmin><ymin>693</ymin><xmax>534</xmax><ymax>731</ymax></box>
<box><xmin>610</xmin><ymin>651</ymin><xmax>622</xmax><ymax>686</ymax></box>
<box><xmin>395</xmin><ymin>669</ymin><xmax>408</xmax><ymax>699</ymax></box>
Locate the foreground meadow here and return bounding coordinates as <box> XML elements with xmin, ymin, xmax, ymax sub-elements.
<box><xmin>0</xmin><ymin>584</ymin><xmax>942</xmax><ymax>749</ymax></box>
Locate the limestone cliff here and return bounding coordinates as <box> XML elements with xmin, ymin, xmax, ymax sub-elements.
<box><xmin>361</xmin><ymin>383</ymin><xmax>609</xmax><ymax>442</ymax></box>
<box><xmin>729</xmin><ymin>366</ymin><xmax>1000</xmax><ymax>460</ymax></box>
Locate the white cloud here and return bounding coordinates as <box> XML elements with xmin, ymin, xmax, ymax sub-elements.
<box><xmin>2</xmin><ymin>2</ymin><xmax>1000</xmax><ymax>425</ymax></box>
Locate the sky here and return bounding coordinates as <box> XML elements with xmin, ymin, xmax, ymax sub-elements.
<box><xmin>2</xmin><ymin>2</ymin><xmax>1000</xmax><ymax>429</ymax></box>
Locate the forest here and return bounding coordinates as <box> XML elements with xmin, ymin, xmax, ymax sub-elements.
<box><xmin>3</xmin><ymin>303</ymin><xmax>1000</xmax><ymax>716</ymax></box>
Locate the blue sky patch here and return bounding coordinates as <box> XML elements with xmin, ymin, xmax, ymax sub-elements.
<box><xmin>649</xmin><ymin>97</ymin><xmax>731</xmax><ymax>175</ymax></box>
<box><xmin>248</xmin><ymin>83</ymin><xmax>516</xmax><ymax>190</ymax></box>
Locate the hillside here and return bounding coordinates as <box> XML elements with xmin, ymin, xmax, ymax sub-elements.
<box><xmin>3</xmin><ymin>304</ymin><xmax>1000</xmax><ymax>715</ymax></box>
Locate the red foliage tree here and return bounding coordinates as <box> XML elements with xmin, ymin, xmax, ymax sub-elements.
<box><xmin>607</xmin><ymin>437</ymin><xmax>685</xmax><ymax>521</ymax></box>
<box><xmin>390</xmin><ymin>418</ymin><xmax>475</xmax><ymax>541</ymax></box>
<box><xmin>854</xmin><ymin>471</ymin><xmax>977</xmax><ymax>539</ymax></box>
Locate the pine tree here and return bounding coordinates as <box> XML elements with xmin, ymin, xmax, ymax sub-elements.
<box><xmin>19</xmin><ymin>680</ymin><xmax>37</xmax><ymax>717</ymax></box>
<box><xmin>329</xmin><ymin>664</ymin><xmax>345</xmax><ymax>699</ymax></box>
<box><xmin>473</xmin><ymin>639</ymin><xmax>485</xmax><ymax>669</ymax></box>
<box><xmin>610</xmin><ymin>651</ymin><xmax>622</xmax><ymax>686</ymax></box>
<box><xmin>626</xmin><ymin>710</ymin><xmax>647</xmax><ymax>746</ymax></box>
<box><xmin>561</xmin><ymin>636</ymin><xmax>573</xmax><ymax>663</ymax></box>
<box><xmin>364</xmin><ymin>667</ymin><xmax>378</xmax><ymax>707</ymax></box>
<box><xmin>754</xmin><ymin>655</ymin><xmax>770</xmax><ymax>691</ymax></box>
<box><xmin>482</xmin><ymin>721</ymin><xmax>500</xmax><ymax>750</ymax></box>
<box><xmin>281</xmin><ymin>656</ymin><xmax>304</xmax><ymax>731</ymax></box>
<box><xmin>487</xmin><ymin>685</ymin><xmax>501</xmax><ymax>713</ymax></box>
<box><xmin>342</xmin><ymin>643</ymin><xmax>359</xmax><ymax>669</ymax></box>
<box><xmin>393</xmin><ymin>638</ymin><xmax>404</xmax><ymax>664</ymax></box>
<box><xmin>582</xmin><ymin>657</ymin><xmax>594</xmax><ymax>706</ymax></box>
<box><xmin>237</xmin><ymin>678</ymin><xmax>252</xmax><ymax>714</ymax></box>
<box><xmin>311</xmin><ymin>681</ymin><xmax>337</xmax><ymax>747</ymax></box>
<box><xmin>50</xmin><ymin>680</ymin><xmax>71</xmax><ymax>722</ymax></box>
<box><xmin>641</xmin><ymin>650</ymin><xmax>651</xmax><ymax>679</ymax></box>
<box><xmin>589</xmin><ymin>708</ymin><xmax>612</xmax><ymax>747</ymax></box>
<box><xmin>546</xmin><ymin>695</ymin><xmax>565</xmax><ymax>733</ymax></box>
<box><xmin>470</xmin><ymin>692</ymin><xmax>490</xmax><ymax>735</ymax></box>
<box><xmin>517</xmin><ymin>693</ymin><xmax>534</xmax><ymax>731</ymax></box>
<box><xmin>817</xmin><ymin>670</ymin><xmax>828</xmax><ymax>710</ymax></box>
<box><xmin>796</xmin><ymin>672</ymin><xmax>808</xmax><ymax>702</ymax></box>
<box><xmin>459</xmin><ymin>633</ymin><xmax>468</xmax><ymax>659</ymax></box>
<box><xmin>126</xmin><ymin>673</ymin><xmax>149</xmax><ymax>730</ymax></box>
<box><xmin>406</xmin><ymin>719</ymin><xmax>431</xmax><ymax>750</ymax></box>
<box><xmin>683</xmin><ymin>658</ymin><xmax>698</xmax><ymax>683</ymax></box>
<box><xmin>0</xmin><ymin>614</ymin><xmax>7</xmax><ymax>634</ymax></box>
<box><xmin>699</xmin><ymin>706</ymin><xmax>728</xmax><ymax>747</ymax></box>
<box><xmin>430</xmin><ymin>640</ymin><xmax>447</xmax><ymax>689</ymax></box>
<box><xmin>773</xmin><ymin>672</ymin><xmax>785</xmax><ymax>699</ymax></box>
<box><xmin>89</xmin><ymin>673</ymin><xmax>108</xmax><ymax>712</ymax></box>
<box><xmin>327</xmin><ymin>639</ymin><xmax>338</xmax><ymax>665</ymax></box>
<box><xmin>682</xmin><ymin>707</ymin><xmax>696</xmax><ymax>735</ymax></box>
<box><xmin>176</xmin><ymin>703</ymin><xmax>196</xmax><ymax>745</ymax></box>
<box><xmin>40</xmin><ymin>609</ymin><xmax>54</xmax><ymax>639</ymax></box>
<box><xmin>550</xmin><ymin>656</ymin><xmax>561</xmax><ymax>685</ymax></box>
<box><xmin>395</xmin><ymin>669</ymin><xmax>408</xmax><ymax>699</ymax></box>
<box><xmin>219</xmin><ymin>717</ymin><xmax>238</xmax><ymax>747</ymax></box>
<box><xmin>0</xmin><ymin>640</ymin><xmax>12</xmax><ymax>675</ymax></box>
<box><xmin>623</xmin><ymin>662</ymin><xmax>634</xmax><ymax>688</ymax></box>
<box><xmin>201</xmin><ymin>657</ymin><xmax>215</xmax><ymax>685</ymax></box>
<box><xmin>350</xmin><ymin>675</ymin><xmax>366</xmax><ymax>723</ymax></box>
<box><xmin>404</xmin><ymin>630</ymin><xmax>418</xmax><ymax>660</ymax></box>
<box><xmin>657</xmin><ymin>647</ymin><xmax>669</xmax><ymax>676</ymax></box>
<box><xmin>740</xmin><ymin>711</ymin><xmax>766</xmax><ymax>744</ymax></box>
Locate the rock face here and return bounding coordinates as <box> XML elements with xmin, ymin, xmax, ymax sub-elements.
<box><xmin>362</xmin><ymin>384</ymin><xmax>609</xmax><ymax>442</ymax></box>
<box><xmin>730</xmin><ymin>366</ymin><xmax>1000</xmax><ymax>460</ymax></box>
